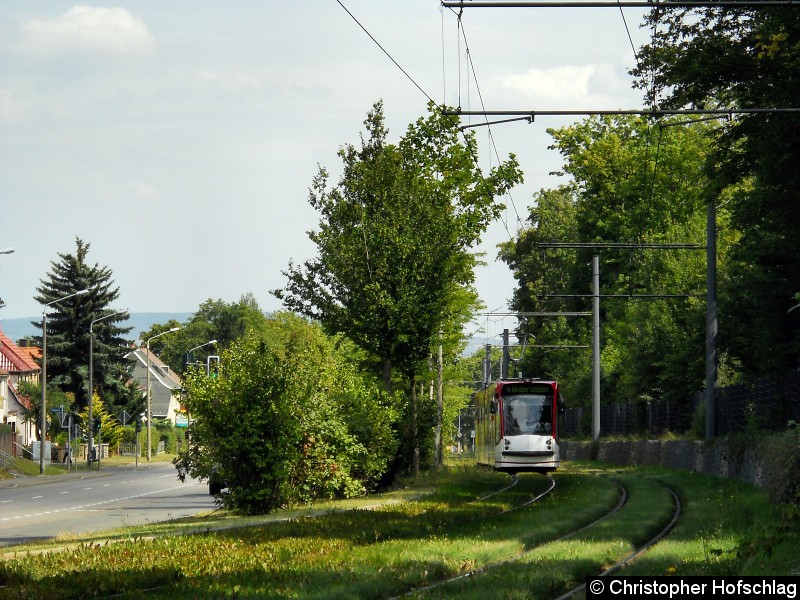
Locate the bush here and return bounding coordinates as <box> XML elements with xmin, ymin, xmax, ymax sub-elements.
<box><xmin>175</xmin><ymin>313</ymin><xmax>401</xmax><ymax>514</ymax></box>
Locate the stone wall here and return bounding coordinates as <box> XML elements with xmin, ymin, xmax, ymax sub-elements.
<box><xmin>560</xmin><ymin>432</ymin><xmax>799</xmax><ymax>499</ymax></box>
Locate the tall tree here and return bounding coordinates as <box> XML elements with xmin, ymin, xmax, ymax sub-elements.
<box><xmin>634</xmin><ymin>6</ymin><xmax>800</xmax><ymax>375</ymax></box>
<box><xmin>502</xmin><ymin>116</ymin><xmax>713</xmax><ymax>406</ymax></box>
<box><xmin>33</xmin><ymin>237</ymin><xmax>132</xmax><ymax>411</ymax></box>
<box><xmin>274</xmin><ymin>101</ymin><xmax>522</xmax><ymax>473</ymax></box>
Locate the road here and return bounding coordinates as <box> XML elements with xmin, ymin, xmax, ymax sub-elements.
<box><xmin>0</xmin><ymin>462</ymin><xmax>217</xmax><ymax>547</ymax></box>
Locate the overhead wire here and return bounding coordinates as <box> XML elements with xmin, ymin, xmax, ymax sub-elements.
<box><xmin>451</xmin><ymin>7</ymin><xmax>524</xmax><ymax>236</ymax></box>
<box><xmin>334</xmin><ymin>0</ymin><xmax>436</xmax><ymax>104</ymax></box>
<box><xmin>335</xmin><ymin>0</ymin><xmax>520</xmax><ymax>344</ymax></box>
<box><xmin>615</xmin><ymin>0</ymin><xmax>667</xmax><ymax>292</ymax></box>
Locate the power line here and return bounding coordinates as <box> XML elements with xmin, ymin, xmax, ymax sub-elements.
<box><xmin>450</xmin><ymin>12</ymin><xmax>524</xmax><ymax>232</ymax></box>
<box><xmin>535</xmin><ymin>242</ymin><xmax>703</xmax><ymax>249</ymax></box>
<box><xmin>335</xmin><ymin>0</ymin><xmax>435</xmax><ymax>104</ymax></box>
<box><xmin>443</xmin><ymin>108</ymin><xmax>800</xmax><ymax>119</ymax></box>
<box><xmin>442</xmin><ymin>1</ymin><xmax>799</xmax><ymax>7</ymax></box>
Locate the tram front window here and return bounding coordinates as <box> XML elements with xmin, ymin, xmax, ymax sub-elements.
<box><xmin>504</xmin><ymin>395</ymin><xmax>552</xmax><ymax>436</ymax></box>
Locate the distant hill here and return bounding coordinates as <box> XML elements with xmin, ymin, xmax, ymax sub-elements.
<box><xmin>0</xmin><ymin>313</ymin><xmax>193</xmax><ymax>345</ymax></box>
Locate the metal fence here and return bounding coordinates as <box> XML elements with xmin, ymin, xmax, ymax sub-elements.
<box><xmin>561</xmin><ymin>371</ymin><xmax>800</xmax><ymax>438</ymax></box>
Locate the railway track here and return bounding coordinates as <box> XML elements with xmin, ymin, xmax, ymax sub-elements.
<box><xmin>553</xmin><ymin>481</ymin><xmax>682</xmax><ymax>600</ymax></box>
<box><xmin>399</xmin><ymin>473</ymin><xmax>681</xmax><ymax>599</ymax></box>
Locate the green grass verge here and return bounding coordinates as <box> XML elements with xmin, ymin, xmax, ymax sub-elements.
<box><xmin>0</xmin><ymin>462</ymin><xmax>793</xmax><ymax>600</ymax></box>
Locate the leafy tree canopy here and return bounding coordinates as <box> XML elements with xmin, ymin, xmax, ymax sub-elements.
<box><xmin>501</xmin><ymin>116</ymin><xmax>714</xmax><ymax>405</ymax></box>
<box><xmin>275</xmin><ymin>101</ymin><xmax>522</xmax><ymax>387</ymax></box>
<box><xmin>634</xmin><ymin>5</ymin><xmax>800</xmax><ymax>375</ymax></box>
<box><xmin>175</xmin><ymin>313</ymin><xmax>402</xmax><ymax>514</ymax></box>
<box><xmin>138</xmin><ymin>294</ymin><xmax>268</xmax><ymax>376</ymax></box>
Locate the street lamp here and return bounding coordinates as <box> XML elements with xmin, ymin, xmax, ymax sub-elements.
<box><xmin>146</xmin><ymin>327</ymin><xmax>180</xmax><ymax>461</ymax></box>
<box><xmin>182</xmin><ymin>339</ymin><xmax>216</xmax><ymax>429</ymax></box>
<box><xmin>187</xmin><ymin>339</ymin><xmax>217</xmax><ymax>370</ymax></box>
<box><xmin>0</xmin><ymin>247</ymin><xmax>13</xmax><ymax>310</ymax></box>
<box><xmin>40</xmin><ymin>288</ymin><xmax>90</xmax><ymax>475</ymax></box>
<box><xmin>88</xmin><ymin>308</ymin><xmax>128</xmax><ymax>467</ymax></box>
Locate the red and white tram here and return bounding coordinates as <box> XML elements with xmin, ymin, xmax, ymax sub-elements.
<box><xmin>475</xmin><ymin>379</ymin><xmax>562</xmax><ymax>473</ymax></box>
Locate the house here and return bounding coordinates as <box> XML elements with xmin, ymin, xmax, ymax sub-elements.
<box><xmin>0</xmin><ymin>328</ymin><xmax>41</xmax><ymax>447</ymax></box>
<box><xmin>126</xmin><ymin>347</ymin><xmax>183</xmax><ymax>426</ymax></box>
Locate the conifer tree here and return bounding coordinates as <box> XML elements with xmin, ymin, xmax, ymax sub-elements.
<box><xmin>33</xmin><ymin>237</ymin><xmax>132</xmax><ymax>411</ymax></box>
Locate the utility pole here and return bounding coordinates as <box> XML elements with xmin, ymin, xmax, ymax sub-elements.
<box><xmin>483</xmin><ymin>343</ymin><xmax>491</xmax><ymax>387</ymax></box>
<box><xmin>592</xmin><ymin>255</ymin><xmax>601</xmax><ymax>441</ymax></box>
<box><xmin>706</xmin><ymin>201</ymin><xmax>717</xmax><ymax>440</ymax></box>
<box><xmin>435</xmin><ymin>331</ymin><xmax>443</xmax><ymax>468</ymax></box>
<box><xmin>501</xmin><ymin>329</ymin><xmax>510</xmax><ymax>379</ymax></box>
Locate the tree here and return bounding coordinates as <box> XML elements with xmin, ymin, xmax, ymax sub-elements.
<box><xmin>634</xmin><ymin>6</ymin><xmax>800</xmax><ymax>375</ymax></box>
<box><xmin>501</xmin><ymin>116</ymin><xmax>714</xmax><ymax>407</ymax></box>
<box><xmin>274</xmin><ymin>101</ymin><xmax>522</xmax><ymax>473</ymax></box>
<box><xmin>79</xmin><ymin>393</ymin><xmax>125</xmax><ymax>453</ymax></box>
<box><xmin>33</xmin><ymin>237</ymin><xmax>132</xmax><ymax>411</ymax></box>
<box><xmin>175</xmin><ymin>313</ymin><xmax>401</xmax><ymax>514</ymax></box>
<box><xmin>138</xmin><ymin>295</ymin><xmax>268</xmax><ymax>376</ymax></box>
<box><xmin>17</xmin><ymin>381</ymin><xmax>71</xmax><ymax>443</ymax></box>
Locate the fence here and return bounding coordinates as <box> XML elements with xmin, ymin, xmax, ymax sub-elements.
<box><xmin>561</xmin><ymin>371</ymin><xmax>800</xmax><ymax>438</ymax></box>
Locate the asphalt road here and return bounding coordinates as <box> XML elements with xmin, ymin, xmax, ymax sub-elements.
<box><xmin>0</xmin><ymin>462</ymin><xmax>217</xmax><ymax>547</ymax></box>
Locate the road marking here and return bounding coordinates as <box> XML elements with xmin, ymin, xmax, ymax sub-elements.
<box><xmin>2</xmin><ymin>480</ymin><xmax>204</xmax><ymax>524</ymax></box>
<box><xmin>32</xmin><ymin>496</ymin><xmax>42</xmax><ymax>499</ymax></box>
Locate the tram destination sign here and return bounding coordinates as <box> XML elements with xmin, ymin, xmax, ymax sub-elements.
<box><xmin>503</xmin><ymin>383</ymin><xmax>553</xmax><ymax>396</ymax></box>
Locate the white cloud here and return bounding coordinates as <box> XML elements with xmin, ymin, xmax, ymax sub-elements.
<box><xmin>126</xmin><ymin>180</ymin><xmax>158</xmax><ymax>202</ymax></box>
<box><xmin>493</xmin><ymin>64</ymin><xmax>633</xmax><ymax>107</ymax></box>
<box><xmin>22</xmin><ymin>6</ymin><xmax>155</xmax><ymax>57</ymax></box>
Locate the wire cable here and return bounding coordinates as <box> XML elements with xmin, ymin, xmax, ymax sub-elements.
<box><xmin>335</xmin><ymin>0</ymin><xmax>436</xmax><ymax>104</ymax></box>
<box><xmin>450</xmin><ymin>7</ymin><xmax>523</xmax><ymax>236</ymax></box>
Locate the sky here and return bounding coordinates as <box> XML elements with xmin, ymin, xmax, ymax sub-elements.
<box><xmin>0</xmin><ymin>1</ymin><xmax>651</xmax><ymax>346</ymax></box>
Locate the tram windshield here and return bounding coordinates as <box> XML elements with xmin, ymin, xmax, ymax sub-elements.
<box><xmin>503</xmin><ymin>394</ymin><xmax>552</xmax><ymax>436</ymax></box>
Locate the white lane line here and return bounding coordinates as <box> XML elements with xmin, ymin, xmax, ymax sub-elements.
<box><xmin>32</xmin><ymin>495</ymin><xmax>43</xmax><ymax>499</ymax></box>
<box><xmin>1</xmin><ymin>481</ymin><xmax>203</xmax><ymax>522</ymax></box>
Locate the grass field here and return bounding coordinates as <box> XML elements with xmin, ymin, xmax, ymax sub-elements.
<box><xmin>0</xmin><ymin>461</ymin><xmax>796</xmax><ymax>599</ymax></box>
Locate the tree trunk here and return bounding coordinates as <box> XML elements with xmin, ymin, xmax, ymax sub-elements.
<box><xmin>383</xmin><ymin>357</ymin><xmax>392</xmax><ymax>394</ymax></box>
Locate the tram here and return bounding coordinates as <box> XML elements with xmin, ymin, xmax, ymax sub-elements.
<box><xmin>475</xmin><ymin>378</ymin><xmax>562</xmax><ymax>473</ymax></box>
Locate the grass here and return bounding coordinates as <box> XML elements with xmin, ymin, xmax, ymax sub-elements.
<box><xmin>0</xmin><ymin>461</ymin><xmax>793</xmax><ymax>599</ymax></box>
<box><xmin>0</xmin><ymin>451</ymin><xmax>179</xmax><ymax>480</ymax></box>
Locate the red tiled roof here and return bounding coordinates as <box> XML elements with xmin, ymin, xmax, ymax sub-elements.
<box><xmin>9</xmin><ymin>382</ymin><xmax>32</xmax><ymax>410</ymax></box>
<box><xmin>0</xmin><ymin>328</ymin><xmax>41</xmax><ymax>373</ymax></box>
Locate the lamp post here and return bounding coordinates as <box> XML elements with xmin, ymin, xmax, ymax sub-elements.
<box><xmin>183</xmin><ymin>339</ymin><xmax>216</xmax><ymax>429</ymax></box>
<box><xmin>0</xmin><ymin>247</ymin><xmax>13</xmax><ymax>310</ymax></box>
<box><xmin>186</xmin><ymin>339</ymin><xmax>217</xmax><ymax>371</ymax></box>
<box><xmin>40</xmin><ymin>288</ymin><xmax>90</xmax><ymax>475</ymax></box>
<box><xmin>146</xmin><ymin>327</ymin><xmax>180</xmax><ymax>461</ymax></box>
<box><xmin>88</xmin><ymin>308</ymin><xmax>128</xmax><ymax>468</ymax></box>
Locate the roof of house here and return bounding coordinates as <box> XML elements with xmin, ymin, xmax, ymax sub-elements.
<box><xmin>126</xmin><ymin>347</ymin><xmax>182</xmax><ymax>389</ymax></box>
<box><xmin>0</xmin><ymin>328</ymin><xmax>41</xmax><ymax>374</ymax></box>
<box><xmin>9</xmin><ymin>381</ymin><xmax>31</xmax><ymax>410</ymax></box>
<box><xmin>125</xmin><ymin>347</ymin><xmax>183</xmax><ymax>419</ymax></box>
